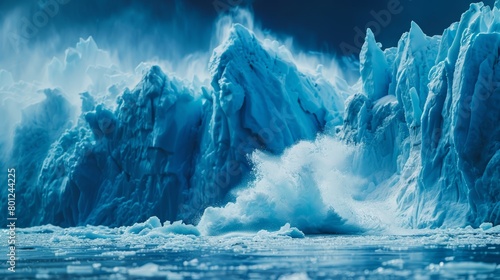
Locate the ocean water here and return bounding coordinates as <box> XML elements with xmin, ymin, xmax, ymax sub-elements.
<box><xmin>2</xmin><ymin>226</ymin><xmax>499</xmax><ymax>279</ymax></box>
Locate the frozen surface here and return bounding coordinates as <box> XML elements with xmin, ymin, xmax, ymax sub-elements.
<box><xmin>1</xmin><ymin>225</ymin><xmax>499</xmax><ymax>279</ymax></box>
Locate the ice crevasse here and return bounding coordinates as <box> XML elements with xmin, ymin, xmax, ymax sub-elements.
<box><xmin>1</xmin><ymin>2</ymin><xmax>500</xmax><ymax>232</ymax></box>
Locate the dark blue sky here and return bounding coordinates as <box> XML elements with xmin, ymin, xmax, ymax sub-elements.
<box><xmin>0</xmin><ymin>0</ymin><xmax>495</xmax><ymax>75</ymax></box>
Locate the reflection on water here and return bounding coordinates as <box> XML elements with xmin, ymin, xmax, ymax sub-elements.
<box><xmin>1</xmin><ymin>227</ymin><xmax>499</xmax><ymax>279</ymax></box>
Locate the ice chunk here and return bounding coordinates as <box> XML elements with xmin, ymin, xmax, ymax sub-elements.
<box><xmin>66</xmin><ymin>265</ymin><xmax>94</xmax><ymax>275</ymax></box>
<box><xmin>126</xmin><ymin>217</ymin><xmax>162</xmax><ymax>235</ymax></box>
<box><xmin>128</xmin><ymin>263</ymin><xmax>159</xmax><ymax>277</ymax></box>
<box><xmin>275</xmin><ymin>223</ymin><xmax>305</xmax><ymax>238</ymax></box>
<box><xmin>479</xmin><ymin>222</ymin><xmax>493</xmax><ymax>231</ymax></box>
<box><xmin>439</xmin><ymin>262</ymin><xmax>498</xmax><ymax>276</ymax></box>
<box><xmin>149</xmin><ymin>221</ymin><xmax>200</xmax><ymax>237</ymax></box>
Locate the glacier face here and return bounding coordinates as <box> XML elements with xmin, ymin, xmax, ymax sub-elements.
<box><xmin>182</xmin><ymin>24</ymin><xmax>345</xmax><ymax>222</ymax></box>
<box><xmin>1</xmin><ymin>2</ymin><xmax>500</xmax><ymax>231</ymax></box>
<box><xmin>1</xmin><ymin>24</ymin><xmax>345</xmax><ymax>227</ymax></box>
<box><xmin>343</xmin><ymin>1</ymin><xmax>500</xmax><ymax>228</ymax></box>
<box><xmin>199</xmin><ymin>1</ymin><xmax>500</xmax><ymax>234</ymax></box>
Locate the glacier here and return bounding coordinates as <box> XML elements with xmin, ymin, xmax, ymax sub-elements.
<box><xmin>1</xmin><ymin>23</ymin><xmax>346</xmax><ymax>228</ymax></box>
<box><xmin>1</xmin><ymin>1</ymin><xmax>500</xmax><ymax>234</ymax></box>
<box><xmin>343</xmin><ymin>1</ymin><xmax>500</xmax><ymax>228</ymax></box>
<box><xmin>201</xmin><ymin>1</ymin><xmax>500</xmax><ymax>233</ymax></box>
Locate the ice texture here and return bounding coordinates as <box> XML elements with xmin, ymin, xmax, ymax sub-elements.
<box><xmin>2</xmin><ymin>24</ymin><xmax>345</xmax><ymax>227</ymax></box>
<box><xmin>343</xmin><ymin>2</ymin><xmax>500</xmax><ymax>228</ymax></box>
<box><xmin>2</xmin><ymin>2</ymin><xmax>500</xmax><ymax>232</ymax></box>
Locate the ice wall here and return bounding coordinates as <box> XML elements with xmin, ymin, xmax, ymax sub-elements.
<box><xmin>182</xmin><ymin>24</ymin><xmax>345</xmax><ymax>222</ymax></box>
<box><xmin>342</xmin><ymin>2</ymin><xmax>500</xmax><ymax>228</ymax></box>
<box><xmin>3</xmin><ymin>24</ymin><xmax>345</xmax><ymax>227</ymax></box>
<box><xmin>2</xmin><ymin>2</ymin><xmax>500</xmax><ymax>231</ymax></box>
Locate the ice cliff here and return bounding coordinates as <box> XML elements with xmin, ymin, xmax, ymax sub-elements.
<box><xmin>2</xmin><ymin>2</ymin><xmax>500</xmax><ymax>231</ymax></box>
<box><xmin>343</xmin><ymin>2</ymin><xmax>500</xmax><ymax>228</ymax></box>
<box><xmin>1</xmin><ymin>24</ymin><xmax>345</xmax><ymax>227</ymax></box>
